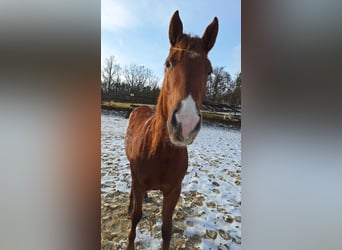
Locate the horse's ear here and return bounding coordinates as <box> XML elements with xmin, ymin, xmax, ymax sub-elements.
<box><xmin>201</xmin><ymin>17</ymin><xmax>219</xmax><ymax>53</ymax></box>
<box><xmin>169</xmin><ymin>10</ymin><xmax>183</xmax><ymax>46</ymax></box>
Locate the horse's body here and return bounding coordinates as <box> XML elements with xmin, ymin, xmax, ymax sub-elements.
<box><xmin>125</xmin><ymin>106</ymin><xmax>188</xmax><ymax>192</ymax></box>
<box><xmin>124</xmin><ymin>10</ymin><xmax>218</xmax><ymax>250</ymax></box>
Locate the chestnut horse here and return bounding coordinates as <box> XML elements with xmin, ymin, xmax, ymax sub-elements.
<box><xmin>125</xmin><ymin>10</ymin><xmax>218</xmax><ymax>250</ymax></box>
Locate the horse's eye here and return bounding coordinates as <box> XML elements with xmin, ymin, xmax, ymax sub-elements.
<box><xmin>165</xmin><ymin>61</ymin><xmax>172</xmax><ymax>69</ymax></box>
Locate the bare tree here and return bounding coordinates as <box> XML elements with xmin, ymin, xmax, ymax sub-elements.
<box><xmin>146</xmin><ymin>72</ymin><xmax>159</xmax><ymax>91</ymax></box>
<box><xmin>207</xmin><ymin>66</ymin><xmax>231</xmax><ymax>102</ymax></box>
<box><xmin>232</xmin><ymin>72</ymin><xmax>241</xmax><ymax>106</ymax></box>
<box><xmin>235</xmin><ymin>72</ymin><xmax>241</xmax><ymax>88</ymax></box>
<box><xmin>102</xmin><ymin>56</ymin><xmax>121</xmax><ymax>93</ymax></box>
<box><xmin>123</xmin><ymin>64</ymin><xmax>159</xmax><ymax>94</ymax></box>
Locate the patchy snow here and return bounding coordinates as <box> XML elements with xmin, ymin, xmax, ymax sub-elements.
<box><xmin>101</xmin><ymin>110</ymin><xmax>241</xmax><ymax>250</ymax></box>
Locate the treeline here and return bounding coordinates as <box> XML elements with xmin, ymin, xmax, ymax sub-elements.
<box><xmin>101</xmin><ymin>56</ymin><xmax>241</xmax><ymax>106</ymax></box>
<box><xmin>101</xmin><ymin>56</ymin><xmax>160</xmax><ymax>104</ymax></box>
<box><xmin>207</xmin><ymin>67</ymin><xmax>241</xmax><ymax>106</ymax></box>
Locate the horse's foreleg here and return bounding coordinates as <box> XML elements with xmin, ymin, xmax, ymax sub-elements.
<box><xmin>126</xmin><ymin>185</ymin><xmax>144</xmax><ymax>250</ymax></box>
<box><xmin>128</xmin><ymin>187</ymin><xmax>133</xmax><ymax>216</ymax></box>
<box><xmin>161</xmin><ymin>186</ymin><xmax>181</xmax><ymax>250</ymax></box>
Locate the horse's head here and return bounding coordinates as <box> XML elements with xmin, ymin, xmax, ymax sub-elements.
<box><xmin>163</xmin><ymin>11</ymin><xmax>218</xmax><ymax>146</ymax></box>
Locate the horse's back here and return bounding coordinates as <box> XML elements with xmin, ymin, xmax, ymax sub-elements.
<box><xmin>125</xmin><ymin>106</ymin><xmax>154</xmax><ymax>161</ymax></box>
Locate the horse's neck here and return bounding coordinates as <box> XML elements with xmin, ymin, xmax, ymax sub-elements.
<box><xmin>148</xmin><ymin>89</ymin><xmax>168</xmax><ymax>156</ymax></box>
<box><xmin>154</xmin><ymin>89</ymin><xmax>168</xmax><ymax>124</ymax></box>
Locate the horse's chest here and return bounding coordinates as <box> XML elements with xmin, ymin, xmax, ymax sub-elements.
<box><xmin>136</xmin><ymin>155</ymin><xmax>188</xmax><ymax>189</ymax></box>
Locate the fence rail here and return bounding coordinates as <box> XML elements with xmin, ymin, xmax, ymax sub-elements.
<box><xmin>101</xmin><ymin>100</ymin><xmax>241</xmax><ymax>128</ymax></box>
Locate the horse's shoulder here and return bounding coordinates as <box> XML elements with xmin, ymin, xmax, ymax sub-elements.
<box><xmin>130</xmin><ymin>105</ymin><xmax>154</xmax><ymax>121</ymax></box>
<box><xmin>135</xmin><ymin>105</ymin><xmax>154</xmax><ymax>113</ymax></box>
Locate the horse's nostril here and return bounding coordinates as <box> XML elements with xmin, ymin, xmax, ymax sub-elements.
<box><xmin>171</xmin><ymin>110</ymin><xmax>179</xmax><ymax>128</ymax></box>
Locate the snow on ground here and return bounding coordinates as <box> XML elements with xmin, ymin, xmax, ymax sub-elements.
<box><xmin>101</xmin><ymin>110</ymin><xmax>241</xmax><ymax>250</ymax></box>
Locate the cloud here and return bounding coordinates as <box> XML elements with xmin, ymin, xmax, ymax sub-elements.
<box><xmin>101</xmin><ymin>0</ymin><xmax>138</xmax><ymax>32</ymax></box>
<box><xmin>101</xmin><ymin>0</ymin><xmax>177</xmax><ymax>33</ymax></box>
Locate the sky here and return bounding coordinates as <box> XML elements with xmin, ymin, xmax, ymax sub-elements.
<box><xmin>101</xmin><ymin>0</ymin><xmax>241</xmax><ymax>85</ymax></box>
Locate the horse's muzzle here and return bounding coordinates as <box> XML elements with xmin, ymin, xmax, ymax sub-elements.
<box><xmin>168</xmin><ymin>108</ymin><xmax>202</xmax><ymax>146</ymax></box>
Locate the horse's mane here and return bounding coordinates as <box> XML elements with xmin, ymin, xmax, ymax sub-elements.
<box><xmin>147</xmin><ymin>94</ymin><xmax>167</xmax><ymax>157</ymax></box>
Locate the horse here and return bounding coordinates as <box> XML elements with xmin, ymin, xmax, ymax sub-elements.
<box><xmin>124</xmin><ymin>10</ymin><xmax>218</xmax><ymax>250</ymax></box>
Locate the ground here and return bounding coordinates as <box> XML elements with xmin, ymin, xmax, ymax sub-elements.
<box><xmin>101</xmin><ymin>110</ymin><xmax>241</xmax><ymax>250</ymax></box>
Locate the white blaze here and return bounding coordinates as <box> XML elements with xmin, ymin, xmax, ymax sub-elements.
<box><xmin>189</xmin><ymin>50</ymin><xmax>200</xmax><ymax>59</ymax></box>
<box><xmin>175</xmin><ymin>94</ymin><xmax>200</xmax><ymax>139</ymax></box>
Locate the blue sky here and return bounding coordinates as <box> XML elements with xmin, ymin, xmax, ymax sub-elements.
<box><xmin>101</xmin><ymin>0</ymin><xmax>241</xmax><ymax>84</ymax></box>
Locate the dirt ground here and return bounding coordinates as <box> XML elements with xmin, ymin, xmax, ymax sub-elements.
<box><xmin>101</xmin><ymin>189</ymin><xmax>239</xmax><ymax>250</ymax></box>
<box><xmin>101</xmin><ymin>111</ymin><xmax>241</xmax><ymax>250</ymax></box>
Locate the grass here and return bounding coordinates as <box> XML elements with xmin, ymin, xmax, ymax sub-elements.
<box><xmin>102</xmin><ymin>101</ymin><xmax>154</xmax><ymax>109</ymax></box>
